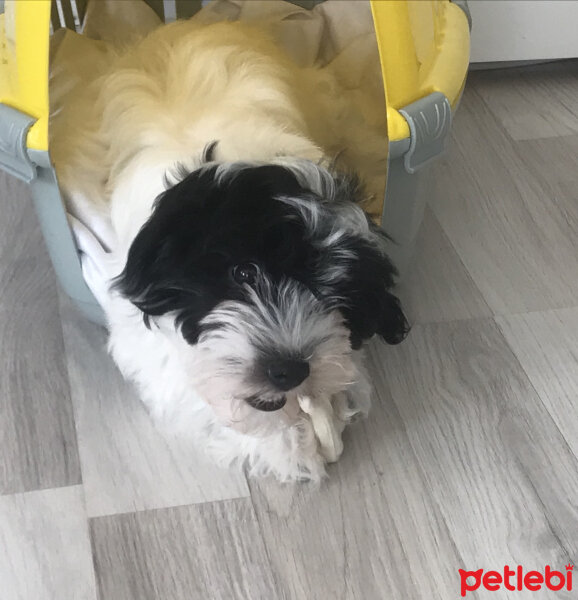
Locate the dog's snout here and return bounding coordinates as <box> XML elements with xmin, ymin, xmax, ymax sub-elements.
<box><xmin>266</xmin><ymin>359</ymin><xmax>310</xmax><ymax>391</ymax></box>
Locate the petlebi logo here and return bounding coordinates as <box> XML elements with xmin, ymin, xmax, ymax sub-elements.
<box><xmin>459</xmin><ymin>564</ymin><xmax>574</xmax><ymax>596</ymax></box>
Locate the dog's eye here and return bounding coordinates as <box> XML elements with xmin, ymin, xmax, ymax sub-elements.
<box><xmin>232</xmin><ymin>263</ymin><xmax>258</xmax><ymax>285</ymax></box>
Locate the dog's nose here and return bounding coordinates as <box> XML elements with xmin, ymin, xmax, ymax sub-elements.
<box><xmin>266</xmin><ymin>359</ymin><xmax>310</xmax><ymax>391</ymax></box>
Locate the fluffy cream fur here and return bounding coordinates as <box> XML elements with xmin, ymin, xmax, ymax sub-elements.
<box><xmin>51</xmin><ymin>20</ymin><xmax>379</xmax><ymax>482</ymax></box>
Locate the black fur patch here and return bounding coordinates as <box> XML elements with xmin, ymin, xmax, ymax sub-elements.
<box><xmin>114</xmin><ymin>162</ymin><xmax>409</xmax><ymax>347</ymax></box>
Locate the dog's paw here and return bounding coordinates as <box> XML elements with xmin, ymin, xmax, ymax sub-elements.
<box><xmin>291</xmin><ymin>452</ymin><xmax>327</xmax><ymax>483</ymax></box>
<box><xmin>236</xmin><ymin>416</ymin><xmax>327</xmax><ymax>483</ymax></box>
<box><xmin>333</xmin><ymin>389</ymin><xmax>370</xmax><ymax>425</ymax></box>
<box><xmin>256</xmin><ymin>444</ymin><xmax>327</xmax><ymax>484</ymax></box>
<box><xmin>281</xmin><ymin>417</ymin><xmax>328</xmax><ymax>482</ymax></box>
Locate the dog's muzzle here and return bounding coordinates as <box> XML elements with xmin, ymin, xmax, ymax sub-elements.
<box><xmin>245</xmin><ymin>395</ymin><xmax>287</xmax><ymax>412</ymax></box>
<box><xmin>265</xmin><ymin>358</ymin><xmax>310</xmax><ymax>391</ymax></box>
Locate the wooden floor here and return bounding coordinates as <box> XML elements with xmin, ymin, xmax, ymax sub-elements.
<box><xmin>1</xmin><ymin>60</ymin><xmax>578</xmax><ymax>600</ymax></box>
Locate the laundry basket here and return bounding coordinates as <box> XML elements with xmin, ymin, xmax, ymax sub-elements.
<box><xmin>0</xmin><ymin>0</ymin><xmax>471</xmax><ymax>325</ymax></box>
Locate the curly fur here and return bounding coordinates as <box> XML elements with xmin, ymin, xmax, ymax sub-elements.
<box><xmin>51</xmin><ymin>20</ymin><xmax>408</xmax><ymax>482</ymax></box>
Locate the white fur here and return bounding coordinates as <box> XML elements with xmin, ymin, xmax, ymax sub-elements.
<box><xmin>51</xmin><ymin>20</ymin><xmax>375</xmax><ymax>482</ymax></box>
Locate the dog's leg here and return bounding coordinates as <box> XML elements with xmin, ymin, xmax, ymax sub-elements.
<box><xmin>205</xmin><ymin>416</ymin><xmax>327</xmax><ymax>483</ymax></box>
<box><xmin>333</xmin><ymin>349</ymin><xmax>372</xmax><ymax>424</ymax></box>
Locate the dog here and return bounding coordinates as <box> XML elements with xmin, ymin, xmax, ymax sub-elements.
<box><xmin>51</xmin><ymin>19</ymin><xmax>409</xmax><ymax>482</ymax></box>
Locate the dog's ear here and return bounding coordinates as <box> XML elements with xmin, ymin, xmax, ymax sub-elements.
<box><xmin>307</xmin><ymin>169</ymin><xmax>410</xmax><ymax>349</ymax></box>
<box><xmin>340</xmin><ymin>251</ymin><xmax>409</xmax><ymax>349</ymax></box>
<box><xmin>327</xmin><ymin>219</ymin><xmax>410</xmax><ymax>350</ymax></box>
<box><xmin>113</xmin><ymin>171</ymin><xmax>224</xmax><ymax>342</ymax></box>
<box><xmin>377</xmin><ymin>290</ymin><xmax>410</xmax><ymax>345</ymax></box>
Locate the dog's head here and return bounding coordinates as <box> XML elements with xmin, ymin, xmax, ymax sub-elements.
<box><xmin>114</xmin><ymin>159</ymin><xmax>409</xmax><ymax>412</ymax></box>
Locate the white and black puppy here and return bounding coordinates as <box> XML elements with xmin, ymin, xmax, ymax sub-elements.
<box><xmin>52</xmin><ymin>20</ymin><xmax>409</xmax><ymax>482</ymax></box>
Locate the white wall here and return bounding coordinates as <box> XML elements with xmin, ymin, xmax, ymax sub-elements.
<box><xmin>470</xmin><ymin>0</ymin><xmax>578</xmax><ymax>63</ymax></box>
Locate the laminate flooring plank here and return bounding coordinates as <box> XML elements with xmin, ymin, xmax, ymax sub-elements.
<box><xmin>429</xmin><ymin>86</ymin><xmax>578</xmax><ymax>315</ymax></box>
<box><xmin>0</xmin><ymin>173</ymin><xmax>58</xmax><ymax>307</ymax></box>
<box><xmin>513</xmin><ymin>134</ymin><xmax>578</xmax><ymax>208</ymax></box>
<box><xmin>0</xmin><ymin>172</ymin><xmax>81</xmax><ymax>494</ymax></box>
<box><xmin>90</xmin><ymin>498</ymin><xmax>278</xmax><ymax>600</ymax></box>
<box><xmin>59</xmin><ymin>299</ymin><xmax>249</xmax><ymax>517</ymax></box>
<box><xmin>0</xmin><ymin>485</ymin><xmax>97</xmax><ymax>600</ymax></box>
<box><xmin>470</xmin><ymin>60</ymin><xmax>578</xmax><ymax>141</ymax></box>
<box><xmin>497</xmin><ymin>307</ymin><xmax>578</xmax><ymax>466</ymax></box>
<box><xmin>370</xmin><ymin>318</ymin><xmax>578</xmax><ymax>582</ymax></box>
<box><xmin>398</xmin><ymin>207</ymin><xmax>492</xmax><ymax>325</ymax></box>
<box><xmin>249</xmin><ymin>356</ymin><xmax>468</xmax><ymax>600</ymax></box>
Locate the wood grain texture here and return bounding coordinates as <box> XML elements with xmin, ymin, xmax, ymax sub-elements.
<box><xmin>470</xmin><ymin>60</ymin><xmax>578</xmax><ymax>140</ymax></box>
<box><xmin>0</xmin><ymin>486</ymin><xmax>97</xmax><ymax>600</ymax></box>
<box><xmin>370</xmin><ymin>318</ymin><xmax>578</xmax><ymax>572</ymax></box>
<box><xmin>398</xmin><ymin>207</ymin><xmax>492</xmax><ymax>325</ymax></box>
<box><xmin>249</xmin><ymin>350</ymin><xmax>466</xmax><ymax>600</ymax></box>
<box><xmin>429</xmin><ymin>85</ymin><xmax>578</xmax><ymax>315</ymax></box>
<box><xmin>497</xmin><ymin>307</ymin><xmax>578</xmax><ymax>460</ymax></box>
<box><xmin>90</xmin><ymin>498</ymin><xmax>278</xmax><ymax>600</ymax></box>
<box><xmin>514</xmin><ymin>134</ymin><xmax>578</xmax><ymax>204</ymax></box>
<box><xmin>0</xmin><ymin>172</ymin><xmax>59</xmax><ymax>308</ymax></box>
<box><xmin>0</xmin><ymin>173</ymin><xmax>81</xmax><ymax>495</ymax></box>
<box><xmin>59</xmin><ymin>299</ymin><xmax>249</xmax><ymax>517</ymax></box>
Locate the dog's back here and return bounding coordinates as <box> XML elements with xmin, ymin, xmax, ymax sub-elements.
<box><xmin>53</xmin><ymin>26</ymin><xmax>320</xmax><ymax>192</ymax></box>
<box><xmin>51</xmin><ymin>21</ymin><xmax>334</xmax><ymax>251</ymax></box>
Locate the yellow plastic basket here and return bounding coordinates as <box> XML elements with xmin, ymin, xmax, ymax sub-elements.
<box><xmin>0</xmin><ymin>0</ymin><xmax>470</xmax><ymax>323</ymax></box>
<box><xmin>0</xmin><ymin>0</ymin><xmax>51</xmax><ymax>152</ymax></box>
<box><xmin>0</xmin><ymin>0</ymin><xmax>470</xmax><ymax>151</ymax></box>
